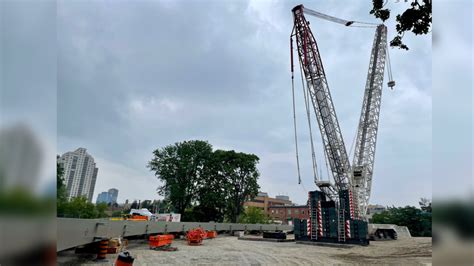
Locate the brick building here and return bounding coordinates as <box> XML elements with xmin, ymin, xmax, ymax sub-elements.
<box><xmin>243</xmin><ymin>192</ymin><xmax>292</xmax><ymax>213</ymax></box>
<box><xmin>268</xmin><ymin>205</ymin><xmax>309</xmax><ymax>225</ymax></box>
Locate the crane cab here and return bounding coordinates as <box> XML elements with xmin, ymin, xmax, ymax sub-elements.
<box><xmin>352</xmin><ymin>166</ymin><xmax>365</xmax><ymax>186</ymax></box>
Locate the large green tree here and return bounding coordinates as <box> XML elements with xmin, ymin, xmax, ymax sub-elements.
<box><xmin>194</xmin><ymin>150</ymin><xmax>231</xmax><ymax>222</ymax></box>
<box><xmin>370</xmin><ymin>0</ymin><xmax>432</xmax><ymax>50</ymax></box>
<box><xmin>148</xmin><ymin>140</ymin><xmax>213</xmax><ymax>215</ymax></box>
<box><xmin>148</xmin><ymin>141</ymin><xmax>261</xmax><ymax>222</ymax></box>
<box><xmin>211</xmin><ymin>150</ymin><xmax>260</xmax><ymax>223</ymax></box>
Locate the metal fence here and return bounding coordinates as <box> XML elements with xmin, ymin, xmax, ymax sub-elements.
<box><xmin>57</xmin><ymin>218</ymin><xmax>293</xmax><ymax>251</ymax></box>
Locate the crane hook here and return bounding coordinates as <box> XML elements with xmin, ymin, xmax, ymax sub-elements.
<box><xmin>387</xmin><ymin>80</ymin><xmax>395</xmax><ymax>89</ymax></box>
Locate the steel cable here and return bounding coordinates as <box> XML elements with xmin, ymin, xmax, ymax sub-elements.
<box><xmin>299</xmin><ymin>61</ymin><xmax>319</xmax><ymax>183</ymax></box>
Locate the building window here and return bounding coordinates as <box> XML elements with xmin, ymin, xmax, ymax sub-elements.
<box><xmin>287</xmin><ymin>209</ymin><xmax>291</xmax><ymax>215</ymax></box>
<box><xmin>302</xmin><ymin>210</ymin><xmax>305</xmax><ymax>214</ymax></box>
<box><xmin>295</xmin><ymin>209</ymin><xmax>299</xmax><ymax>214</ymax></box>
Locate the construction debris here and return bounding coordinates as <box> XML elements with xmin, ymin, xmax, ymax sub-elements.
<box><xmin>186</xmin><ymin>228</ymin><xmax>206</xmax><ymax>246</ymax></box>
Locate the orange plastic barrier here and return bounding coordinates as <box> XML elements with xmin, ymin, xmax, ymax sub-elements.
<box><xmin>149</xmin><ymin>234</ymin><xmax>174</xmax><ymax>249</ymax></box>
<box><xmin>130</xmin><ymin>215</ymin><xmax>148</xmax><ymax>221</ymax></box>
<box><xmin>206</xmin><ymin>231</ymin><xmax>217</xmax><ymax>239</ymax></box>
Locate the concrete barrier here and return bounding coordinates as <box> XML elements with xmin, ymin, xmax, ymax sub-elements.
<box><xmin>57</xmin><ymin>218</ymin><xmax>292</xmax><ymax>251</ymax></box>
<box><xmin>369</xmin><ymin>223</ymin><xmax>411</xmax><ymax>239</ymax></box>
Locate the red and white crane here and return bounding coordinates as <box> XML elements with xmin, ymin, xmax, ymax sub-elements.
<box><xmin>290</xmin><ymin>4</ymin><xmax>394</xmax><ymax>241</ymax></box>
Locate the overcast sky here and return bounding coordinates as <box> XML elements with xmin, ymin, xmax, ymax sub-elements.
<box><xmin>57</xmin><ymin>0</ymin><xmax>432</xmax><ymax>206</ymax></box>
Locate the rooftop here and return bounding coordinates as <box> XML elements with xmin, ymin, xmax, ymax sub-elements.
<box><xmin>268</xmin><ymin>205</ymin><xmax>307</xmax><ymax>209</ymax></box>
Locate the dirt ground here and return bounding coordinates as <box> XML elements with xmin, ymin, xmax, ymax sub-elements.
<box><xmin>59</xmin><ymin>235</ymin><xmax>432</xmax><ymax>265</ymax></box>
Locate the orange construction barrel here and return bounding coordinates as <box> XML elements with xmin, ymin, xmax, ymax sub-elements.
<box><xmin>115</xmin><ymin>251</ymin><xmax>134</xmax><ymax>266</ymax></box>
<box><xmin>96</xmin><ymin>239</ymin><xmax>109</xmax><ymax>260</ymax></box>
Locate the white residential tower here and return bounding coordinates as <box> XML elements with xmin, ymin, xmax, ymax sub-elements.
<box><xmin>57</xmin><ymin>148</ymin><xmax>98</xmax><ymax>202</ymax></box>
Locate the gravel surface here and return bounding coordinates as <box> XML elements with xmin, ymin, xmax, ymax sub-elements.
<box><xmin>59</xmin><ymin>236</ymin><xmax>432</xmax><ymax>265</ymax></box>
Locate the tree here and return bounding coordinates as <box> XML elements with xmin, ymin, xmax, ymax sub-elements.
<box><xmin>153</xmin><ymin>199</ymin><xmax>173</xmax><ymax>213</ymax></box>
<box><xmin>148</xmin><ymin>140</ymin><xmax>213</xmax><ymax>215</ymax></box>
<box><xmin>195</xmin><ymin>151</ymin><xmax>230</xmax><ymax>222</ymax></box>
<box><xmin>183</xmin><ymin>205</ymin><xmax>219</xmax><ymax>222</ymax></box>
<box><xmin>96</xmin><ymin>202</ymin><xmax>109</xmax><ymax>218</ymax></box>
<box><xmin>57</xmin><ymin>162</ymin><xmax>68</xmax><ymax>217</ymax></box>
<box><xmin>63</xmin><ymin>196</ymin><xmax>97</xmax><ymax>218</ymax></box>
<box><xmin>371</xmin><ymin>205</ymin><xmax>431</xmax><ymax>237</ymax></box>
<box><xmin>130</xmin><ymin>200</ymin><xmax>139</xmax><ymax>210</ymax></box>
<box><xmin>239</xmin><ymin>207</ymin><xmax>270</xmax><ymax>224</ymax></box>
<box><xmin>210</xmin><ymin>150</ymin><xmax>260</xmax><ymax>223</ymax></box>
<box><xmin>419</xmin><ymin>198</ymin><xmax>431</xmax><ymax>213</ymax></box>
<box><xmin>148</xmin><ymin>141</ymin><xmax>262</xmax><ymax>222</ymax></box>
<box><xmin>141</xmin><ymin>200</ymin><xmax>153</xmax><ymax>211</ymax></box>
<box><xmin>370</xmin><ymin>0</ymin><xmax>432</xmax><ymax>50</ymax></box>
<box><xmin>111</xmin><ymin>210</ymin><xmax>124</xmax><ymax>217</ymax></box>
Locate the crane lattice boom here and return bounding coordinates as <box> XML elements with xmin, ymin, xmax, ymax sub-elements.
<box><xmin>291</xmin><ymin>5</ymin><xmax>352</xmax><ymax>193</ymax></box>
<box><xmin>352</xmin><ymin>24</ymin><xmax>388</xmax><ymax>218</ymax></box>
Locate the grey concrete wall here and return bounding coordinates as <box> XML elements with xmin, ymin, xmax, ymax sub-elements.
<box><xmin>369</xmin><ymin>223</ymin><xmax>412</xmax><ymax>239</ymax></box>
<box><xmin>57</xmin><ymin>218</ymin><xmax>292</xmax><ymax>251</ymax></box>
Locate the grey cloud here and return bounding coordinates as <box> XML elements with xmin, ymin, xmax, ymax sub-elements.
<box><xmin>58</xmin><ymin>0</ymin><xmax>432</xmax><ymax>205</ymax></box>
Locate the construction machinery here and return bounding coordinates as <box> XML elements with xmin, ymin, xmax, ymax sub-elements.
<box><xmin>290</xmin><ymin>4</ymin><xmax>395</xmax><ymax>244</ymax></box>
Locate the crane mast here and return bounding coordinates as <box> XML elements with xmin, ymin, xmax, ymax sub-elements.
<box><xmin>291</xmin><ymin>5</ymin><xmax>351</xmax><ymax>193</ymax></box>
<box><xmin>352</xmin><ymin>24</ymin><xmax>388</xmax><ymax>218</ymax></box>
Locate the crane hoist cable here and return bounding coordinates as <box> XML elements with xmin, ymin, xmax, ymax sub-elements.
<box><xmin>299</xmin><ymin>57</ymin><xmax>319</xmax><ymax>183</ymax></box>
<box><xmin>348</xmin><ymin>127</ymin><xmax>358</xmax><ymax>160</ymax></box>
<box><xmin>290</xmin><ymin>35</ymin><xmax>302</xmax><ymax>185</ymax></box>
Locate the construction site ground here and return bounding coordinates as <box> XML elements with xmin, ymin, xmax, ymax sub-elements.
<box><xmin>58</xmin><ymin>235</ymin><xmax>432</xmax><ymax>265</ymax></box>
